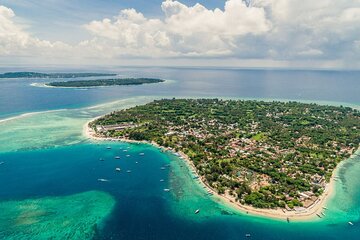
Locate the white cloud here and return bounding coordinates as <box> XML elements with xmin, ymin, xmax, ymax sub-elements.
<box><xmin>0</xmin><ymin>5</ymin><xmax>71</xmax><ymax>57</ymax></box>
<box><xmin>83</xmin><ymin>0</ymin><xmax>271</xmax><ymax>57</ymax></box>
<box><xmin>1</xmin><ymin>0</ymin><xmax>360</xmax><ymax>68</ymax></box>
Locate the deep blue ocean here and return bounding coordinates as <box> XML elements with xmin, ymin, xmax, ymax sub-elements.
<box><xmin>0</xmin><ymin>67</ymin><xmax>359</xmax><ymax>239</ymax></box>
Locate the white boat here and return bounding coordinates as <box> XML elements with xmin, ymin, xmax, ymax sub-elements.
<box><xmin>163</xmin><ymin>188</ymin><xmax>170</xmax><ymax>192</ymax></box>
<box><xmin>97</xmin><ymin>178</ymin><xmax>109</xmax><ymax>182</ymax></box>
<box><xmin>127</xmin><ymin>170</ymin><xmax>132</xmax><ymax>173</ymax></box>
<box><xmin>106</xmin><ymin>147</ymin><xmax>111</xmax><ymax>149</ymax></box>
<box><xmin>115</xmin><ymin>156</ymin><xmax>120</xmax><ymax>159</ymax></box>
<box><xmin>123</xmin><ymin>150</ymin><xmax>128</xmax><ymax>152</ymax></box>
<box><xmin>126</xmin><ymin>155</ymin><xmax>130</xmax><ymax>157</ymax></box>
<box><xmin>135</xmin><ymin>161</ymin><xmax>138</xmax><ymax>164</ymax></box>
<box><xmin>115</xmin><ymin>168</ymin><xmax>121</xmax><ymax>172</ymax></box>
<box><xmin>195</xmin><ymin>209</ymin><xmax>200</xmax><ymax>214</ymax></box>
<box><xmin>139</xmin><ymin>153</ymin><xmax>145</xmax><ymax>156</ymax></box>
<box><xmin>316</xmin><ymin>213</ymin><xmax>322</xmax><ymax>218</ymax></box>
<box><xmin>160</xmin><ymin>167</ymin><xmax>166</xmax><ymax>170</ymax></box>
<box><xmin>0</xmin><ymin>162</ymin><xmax>4</xmax><ymax>165</ymax></box>
<box><xmin>348</xmin><ymin>221</ymin><xmax>354</xmax><ymax>226</ymax></box>
<box><xmin>160</xmin><ymin>179</ymin><xmax>164</xmax><ymax>182</ymax></box>
<box><xmin>245</xmin><ymin>234</ymin><xmax>251</xmax><ymax>238</ymax></box>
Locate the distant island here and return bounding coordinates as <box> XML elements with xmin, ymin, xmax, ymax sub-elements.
<box><xmin>46</xmin><ymin>78</ymin><xmax>165</xmax><ymax>87</ymax></box>
<box><xmin>87</xmin><ymin>99</ymin><xmax>360</xmax><ymax>218</ymax></box>
<box><xmin>0</xmin><ymin>72</ymin><xmax>116</xmax><ymax>79</ymax></box>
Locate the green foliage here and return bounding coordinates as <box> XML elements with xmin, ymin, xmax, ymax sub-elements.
<box><xmin>92</xmin><ymin>98</ymin><xmax>360</xmax><ymax>209</ymax></box>
<box><xmin>47</xmin><ymin>78</ymin><xmax>164</xmax><ymax>87</ymax></box>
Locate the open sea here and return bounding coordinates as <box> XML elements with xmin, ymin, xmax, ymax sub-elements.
<box><xmin>0</xmin><ymin>67</ymin><xmax>359</xmax><ymax>239</ymax></box>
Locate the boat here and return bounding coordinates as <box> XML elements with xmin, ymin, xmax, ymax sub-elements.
<box><xmin>245</xmin><ymin>234</ymin><xmax>251</xmax><ymax>238</ymax></box>
<box><xmin>160</xmin><ymin>179</ymin><xmax>164</xmax><ymax>182</ymax></box>
<box><xmin>160</xmin><ymin>167</ymin><xmax>166</xmax><ymax>170</ymax></box>
<box><xmin>99</xmin><ymin>158</ymin><xmax>104</xmax><ymax>161</ymax></box>
<box><xmin>163</xmin><ymin>188</ymin><xmax>170</xmax><ymax>192</ymax></box>
<box><xmin>135</xmin><ymin>161</ymin><xmax>138</xmax><ymax>164</ymax></box>
<box><xmin>126</xmin><ymin>170</ymin><xmax>132</xmax><ymax>173</ymax></box>
<box><xmin>348</xmin><ymin>222</ymin><xmax>354</xmax><ymax>226</ymax></box>
<box><xmin>195</xmin><ymin>209</ymin><xmax>200</xmax><ymax>214</ymax></box>
<box><xmin>0</xmin><ymin>162</ymin><xmax>4</xmax><ymax>165</ymax></box>
<box><xmin>115</xmin><ymin>156</ymin><xmax>120</xmax><ymax>159</ymax></box>
<box><xmin>115</xmin><ymin>168</ymin><xmax>121</xmax><ymax>172</ymax></box>
<box><xmin>139</xmin><ymin>153</ymin><xmax>145</xmax><ymax>156</ymax></box>
<box><xmin>97</xmin><ymin>178</ymin><xmax>109</xmax><ymax>182</ymax></box>
<box><xmin>321</xmin><ymin>212</ymin><xmax>326</xmax><ymax>217</ymax></box>
<box><xmin>106</xmin><ymin>147</ymin><xmax>111</xmax><ymax>149</ymax></box>
<box><xmin>322</xmin><ymin>207</ymin><xmax>327</xmax><ymax>210</ymax></box>
<box><xmin>123</xmin><ymin>150</ymin><xmax>127</xmax><ymax>152</ymax></box>
<box><xmin>126</xmin><ymin>155</ymin><xmax>130</xmax><ymax>157</ymax></box>
<box><xmin>316</xmin><ymin>213</ymin><xmax>322</xmax><ymax>218</ymax></box>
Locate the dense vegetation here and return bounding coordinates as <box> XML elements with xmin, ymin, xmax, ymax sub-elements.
<box><xmin>47</xmin><ymin>78</ymin><xmax>165</xmax><ymax>87</ymax></box>
<box><xmin>0</xmin><ymin>72</ymin><xmax>116</xmax><ymax>78</ymax></box>
<box><xmin>91</xmin><ymin>99</ymin><xmax>360</xmax><ymax>209</ymax></box>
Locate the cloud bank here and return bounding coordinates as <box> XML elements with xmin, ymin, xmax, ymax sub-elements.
<box><xmin>0</xmin><ymin>0</ymin><xmax>360</xmax><ymax>68</ymax></box>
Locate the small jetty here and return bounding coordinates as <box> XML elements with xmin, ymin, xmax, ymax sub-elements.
<box><xmin>115</xmin><ymin>168</ymin><xmax>121</xmax><ymax>172</ymax></box>
<box><xmin>97</xmin><ymin>178</ymin><xmax>109</xmax><ymax>182</ymax></box>
<box><xmin>348</xmin><ymin>222</ymin><xmax>354</xmax><ymax>226</ymax></box>
<box><xmin>195</xmin><ymin>209</ymin><xmax>200</xmax><ymax>214</ymax></box>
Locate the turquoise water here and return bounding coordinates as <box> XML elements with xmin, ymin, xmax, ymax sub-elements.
<box><xmin>0</xmin><ymin>68</ymin><xmax>359</xmax><ymax>239</ymax></box>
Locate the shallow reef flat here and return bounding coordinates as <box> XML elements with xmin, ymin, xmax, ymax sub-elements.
<box><xmin>0</xmin><ymin>191</ymin><xmax>115</xmax><ymax>240</ymax></box>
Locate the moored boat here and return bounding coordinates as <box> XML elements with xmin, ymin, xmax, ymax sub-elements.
<box><xmin>97</xmin><ymin>178</ymin><xmax>109</xmax><ymax>182</ymax></box>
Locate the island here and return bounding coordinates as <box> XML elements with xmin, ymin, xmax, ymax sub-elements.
<box><xmin>0</xmin><ymin>72</ymin><xmax>116</xmax><ymax>79</ymax></box>
<box><xmin>46</xmin><ymin>78</ymin><xmax>165</xmax><ymax>87</ymax></box>
<box><xmin>87</xmin><ymin>99</ymin><xmax>360</xmax><ymax>219</ymax></box>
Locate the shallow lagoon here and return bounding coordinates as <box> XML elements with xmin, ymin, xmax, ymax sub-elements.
<box><xmin>0</xmin><ymin>68</ymin><xmax>359</xmax><ymax>239</ymax></box>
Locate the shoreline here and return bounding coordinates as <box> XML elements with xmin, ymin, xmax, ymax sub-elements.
<box><xmin>83</xmin><ymin>120</ymin><xmax>341</xmax><ymax>222</ymax></box>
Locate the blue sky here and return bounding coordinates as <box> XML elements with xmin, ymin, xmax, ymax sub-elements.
<box><xmin>1</xmin><ymin>0</ymin><xmax>223</xmax><ymax>43</ymax></box>
<box><xmin>0</xmin><ymin>0</ymin><xmax>359</xmax><ymax>69</ymax></box>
